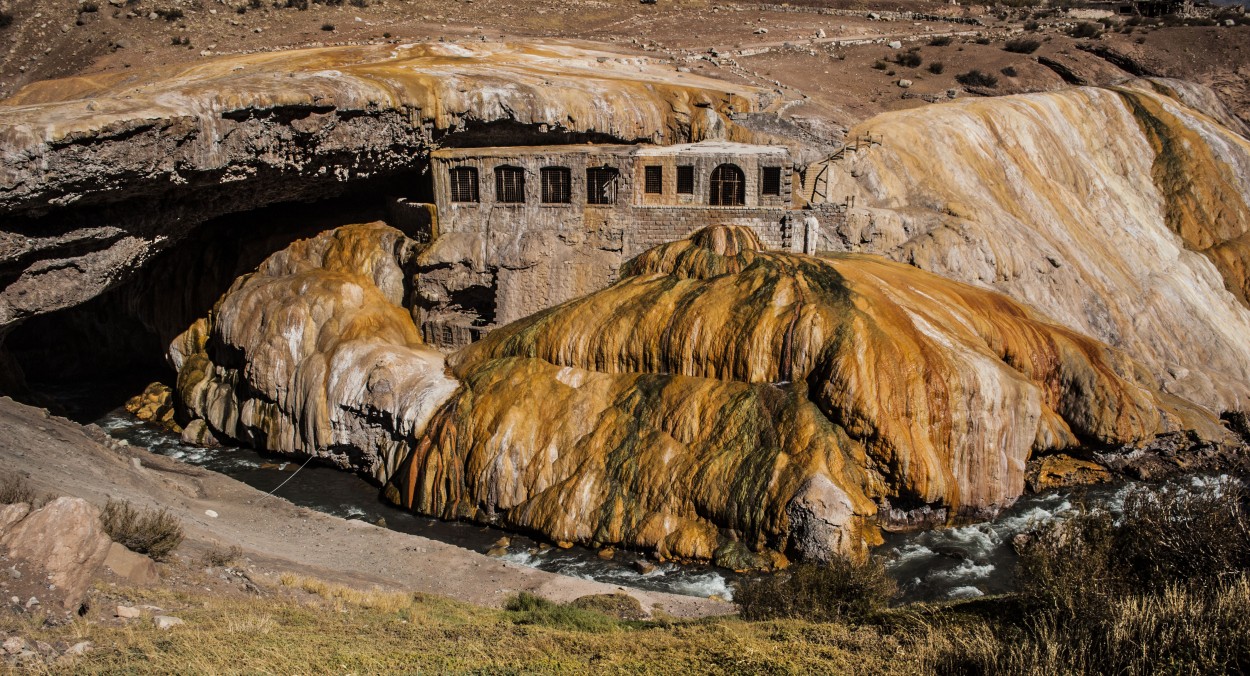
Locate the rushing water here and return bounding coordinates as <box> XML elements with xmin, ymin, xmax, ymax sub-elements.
<box><xmin>94</xmin><ymin>407</ymin><xmax>1219</xmax><ymax>604</ymax></box>
<box><xmin>95</xmin><ymin>409</ymin><xmax>736</xmax><ymax>600</ymax></box>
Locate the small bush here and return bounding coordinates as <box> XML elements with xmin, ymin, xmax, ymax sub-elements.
<box><xmin>928</xmin><ymin>61</ymin><xmax>945</xmax><ymax>74</ymax></box>
<box><xmin>1001</xmin><ymin>66</ymin><xmax>1018</xmax><ymax>77</ymax></box>
<box><xmin>202</xmin><ymin>544</ymin><xmax>244</xmax><ymax>568</ymax></box>
<box><xmin>0</xmin><ymin>10</ymin><xmax>14</xmax><ymax>28</ymax></box>
<box><xmin>1004</xmin><ymin>37</ymin><xmax>1041</xmax><ymax>54</ymax></box>
<box><xmin>872</xmin><ymin>60</ymin><xmax>888</xmax><ymax>70</ymax></box>
<box><xmin>895</xmin><ymin>51</ymin><xmax>922</xmax><ymax>68</ymax></box>
<box><xmin>1069</xmin><ymin>22</ymin><xmax>1103</xmax><ymax>38</ymax></box>
<box><xmin>734</xmin><ymin>558</ymin><xmax>896</xmax><ymax>623</ymax></box>
<box><xmin>350</xmin><ymin>0</ymin><xmax>368</xmax><ymax>6</ymax></box>
<box><xmin>80</xmin><ymin>2</ymin><xmax>100</xmax><ymax>13</ymax></box>
<box><xmin>286</xmin><ymin>0</ymin><xmax>308</xmax><ymax>9</ymax></box>
<box><xmin>975</xmin><ymin>37</ymin><xmax>991</xmax><ymax>45</ymax></box>
<box><xmin>1024</xmin><ymin>20</ymin><xmax>1039</xmax><ymax>31</ymax></box>
<box><xmin>154</xmin><ymin>7</ymin><xmax>184</xmax><ymax>20</ymax></box>
<box><xmin>100</xmin><ymin>499</ymin><xmax>184</xmax><ymax>561</ymax></box>
<box><xmin>504</xmin><ymin>592</ymin><xmax>623</xmax><ymax>633</ymax></box>
<box><xmin>321</xmin><ymin>22</ymin><xmax>334</xmax><ymax>31</ymax></box>
<box><xmin>0</xmin><ymin>474</ymin><xmax>42</xmax><ymax>506</ymax></box>
<box><xmin>956</xmin><ymin>69</ymin><xmax>999</xmax><ymax>88</ymax></box>
<box><xmin>928</xmin><ymin>35</ymin><xmax>952</xmax><ymax>46</ymax></box>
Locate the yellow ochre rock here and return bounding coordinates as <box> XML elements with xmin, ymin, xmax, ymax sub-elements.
<box><xmin>383</xmin><ymin>225</ymin><xmax>1218</xmax><ymax>566</ymax></box>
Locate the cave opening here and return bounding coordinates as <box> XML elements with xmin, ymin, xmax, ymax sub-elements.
<box><xmin>4</xmin><ymin>170</ymin><xmax>435</xmax><ymax>422</ymax></box>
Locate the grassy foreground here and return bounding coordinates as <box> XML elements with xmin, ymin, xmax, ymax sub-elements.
<box><xmin>0</xmin><ymin>576</ymin><xmax>966</xmax><ymax>674</ymax></box>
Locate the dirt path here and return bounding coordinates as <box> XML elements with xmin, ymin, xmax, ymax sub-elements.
<box><xmin>0</xmin><ymin>396</ymin><xmax>730</xmax><ymax>618</ymax></box>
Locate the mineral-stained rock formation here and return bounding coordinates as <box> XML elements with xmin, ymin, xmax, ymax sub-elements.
<box><xmin>171</xmin><ymin>222</ymin><xmax>458</xmax><ymax>481</ymax></box>
<box><xmin>806</xmin><ymin>78</ymin><xmax>1250</xmax><ymax>413</ymax></box>
<box><xmin>0</xmin><ymin>41</ymin><xmax>767</xmax><ymax>333</ymax></box>
<box><xmin>378</xmin><ymin>225</ymin><xmax>1220</xmax><ymax>566</ymax></box>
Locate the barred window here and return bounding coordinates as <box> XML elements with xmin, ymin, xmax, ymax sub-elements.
<box><xmin>586</xmin><ymin>167</ymin><xmax>619</xmax><ymax>205</ymax></box>
<box><xmin>676</xmin><ymin>165</ymin><xmax>695</xmax><ymax>194</ymax></box>
<box><xmin>644</xmin><ymin>166</ymin><xmax>664</xmax><ymax>194</ymax></box>
<box><xmin>495</xmin><ymin>166</ymin><xmax>525</xmax><ymax>203</ymax></box>
<box><xmin>761</xmin><ymin>167</ymin><xmax>782</xmax><ymax>196</ymax></box>
<box><xmin>710</xmin><ymin>163</ymin><xmax>745</xmax><ymax>206</ymax></box>
<box><xmin>541</xmin><ymin>167</ymin><xmax>572</xmax><ymax>203</ymax></box>
<box><xmin>449</xmin><ymin>167</ymin><xmax>479</xmax><ymax>203</ymax></box>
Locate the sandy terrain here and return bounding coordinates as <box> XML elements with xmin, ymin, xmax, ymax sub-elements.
<box><xmin>3</xmin><ymin>0</ymin><xmax>1247</xmax><ymax>130</ymax></box>
<box><xmin>0</xmin><ymin>396</ymin><xmax>731</xmax><ymax>618</ymax></box>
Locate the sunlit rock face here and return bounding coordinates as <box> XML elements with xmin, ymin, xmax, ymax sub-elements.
<box><xmin>811</xmin><ymin>79</ymin><xmax>1250</xmax><ymax>412</ymax></box>
<box><xmin>172</xmin><ymin>222</ymin><xmax>458</xmax><ymax>481</ymax></box>
<box><xmin>383</xmin><ymin>225</ymin><xmax>1217</xmax><ymax>566</ymax></box>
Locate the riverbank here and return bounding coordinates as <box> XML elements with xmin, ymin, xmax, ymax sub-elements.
<box><xmin>0</xmin><ymin>396</ymin><xmax>729</xmax><ymax>619</ymax></box>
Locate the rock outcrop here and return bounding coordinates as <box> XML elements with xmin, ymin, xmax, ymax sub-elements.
<box><xmin>0</xmin><ymin>42</ymin><xmax>767</xmax><ymax>334</ymax></box>
<box><xmin>380</xmin><ymin>225</ymin><xmax>1219</xmax><ymax>566</ymax></box>
<box><xmin>171</xmin><ymin>222</ymin><xmax>458</xmax><ymax>481</ymax></box>
<box><xmin>806</xmin><ymin>78</ymin><xmax>1250</xmax><ymax>413</ymax></box>
<box><xmin>0</xmin><ymin>497</ymin><xmax>113</xmax><ymax>611</ymax></box>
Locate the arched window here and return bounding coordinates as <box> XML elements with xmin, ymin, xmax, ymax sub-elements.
<box><xmin>495</xmin><ymin>166</ymin><xmax>526</xmax><ymax>203</ymax></box>
<box><xmin>709</xmin><ymin>164</ymin><xmax>746</xmax><ymax>206</ymax></box>
<box><xmin>448</xmin><ymin>167</ymin><xmax>479</xmax><ymax>203</ymax></box>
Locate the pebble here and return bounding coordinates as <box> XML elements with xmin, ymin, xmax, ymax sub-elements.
<box><xmin>2</xmin><ymin>637</ymin><xmax>25</xmax><ymax>655</ymax></box>
<box><xmin>898</xmin><ymin>79</ymin><xmax>913</xmax><ymax>88</ymax></box>
<box><xmin>115</xmin><ymin>604</ymin><xmax>141</xmax><ymax>619</ymax></box>
<box><xmin>205</xmin><ymin>509</ymin><xmax>219</xmax><ymax>518</ymax></box>
<box><xmin>64</xmin><ymin>641</ymin><xmax>93</xmax><ymax>656</ymax></box>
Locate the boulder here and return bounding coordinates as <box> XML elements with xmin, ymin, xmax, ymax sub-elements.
<box><xmin>115</xmin><ymin>605</ymin><xmax>141</xmax><ymax>619</ymax></box>
<box><xmin>102</xmin><ymin>542</ymin><xmax>159</xmax><ymax>585</ymax></box>
<box><xmin>1026</xmin><ymin>455</ymin><xmax>1112</xmax><ymax>492</ymax></box>
<box><xmin>0</xmin><ymin>497</ymin><xmax>111</xmax><ymax>611</ymax></box>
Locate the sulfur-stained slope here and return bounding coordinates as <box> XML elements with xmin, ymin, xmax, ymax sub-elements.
<box><xmin>383</xmin><ymin>225</ymin><xmax>1216</xmax><ymax>566</ymax></box>
<box><xmin>808</xmin><ymin>79</ymin><xmax>1250</xmax><ymax>412</ymax></box>
<box><xmin>172</xmin><ymin>222</ymin><xmax>459</xmax><ymax>482</ymax></box>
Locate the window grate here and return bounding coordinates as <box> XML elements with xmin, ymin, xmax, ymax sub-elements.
<box><xmin>449</xmin><ymin>167</ymin><xmax>479</xmax><ymax>202</ymax></box>
<box><xmin>710</xmin><ymin>164</ymin><xmax>746</xmax><ymax>206</ymax></box>
<box><xmin>541</xmin><ymin>167</ymin><xmax>572</xmax><ymax>203</ymax></box>
<box><xmin>676</xmin><ymin>165</ymin><xmax>694</xmax><ymax>194</ymax></box>
<box><xmin>644</xmin><ymin>166</ymin><xmax>664</xmax><ymax>194</ymax></box>
<box><xmin>586</xmin><ymin>167</ymin><xmax>619</xmax><ymax>205</ymax></box>
<box><xmin>761</xmin><ymin>167</ymin><xmax>782</xmax><ymax>196</ymax></box>
<box><xmin>495</xmin><ymin>166</ymin><xmax>526</xmax><ymax>203</ymax></box>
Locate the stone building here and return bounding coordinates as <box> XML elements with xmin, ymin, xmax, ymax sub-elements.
<box><xmin>418</xmin><ymin>141</ymin><xmax>795</xmax><ymax>348</ymax></box>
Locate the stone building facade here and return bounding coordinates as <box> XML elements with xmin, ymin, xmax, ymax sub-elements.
<box><xmin>418</xmin><ymin>141</ymin><xmax>795</xmax><ymax>349</ymax></box>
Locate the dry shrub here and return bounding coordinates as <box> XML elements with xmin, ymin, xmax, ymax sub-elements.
<box><xmin>928</xmin><ymin>36</ymin><xmax>952</xmax><ymax>46</ymax></box>
<box><xmin>933</xmin><ymin>480</ymin><xmax>1250</xmax><ymax>674</ymax></box>
<box><xmin>733</xmin><ymin>558</ymin><xmax>896</xmax><ymax>623</ymax></box>
<box><xmin>0</xmin><ymin>474</ymin><xmax>42</xmax><ymax>506</ymax></box>
<box><xmin>956</xmin><ymin>70</ymin><xmax>999</xmax><ymax>88</ymax></box>
<box><xmin>201</xmin><ymin>544</ymin><xmax>244</xmax><ymax>568</ymax></box>
<box><xmin>1004</xmin><ymin>37</ymin><xmax>1041</xmax><ymax>54</ymax></box>
<box><xmin>100</xmin><ymin>499</ymin><xmax>184</xmax><ymax>561</ymax></box>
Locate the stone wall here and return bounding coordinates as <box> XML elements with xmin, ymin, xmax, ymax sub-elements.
<box><xmin>419</xmin><ymin>142</ymin><xmax>796</xmax><ymax>350</ymax></box>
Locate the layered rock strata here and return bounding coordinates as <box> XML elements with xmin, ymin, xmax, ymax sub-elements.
<box><xmin>806</xmin><ymin>78</ymin><xmax>1250</xmax><ymax>413</ymax></box>
<box><xmin>171</xmin><ymin>221</ymin><xmax>1221</xmax><ymax>567</ymax></box>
